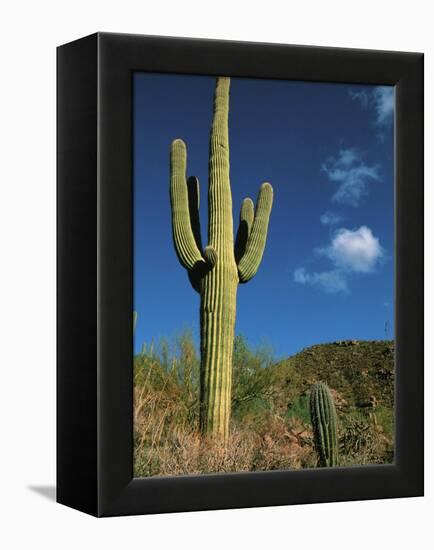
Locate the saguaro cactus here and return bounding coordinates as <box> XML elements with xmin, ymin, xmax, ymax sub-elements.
<box><xmin>169</xmin><ymin>77</ymin><xmax>273</xmax><ymax>442</ymax></box>
<box><xmin>309</xmin><ymin>382</ymin><xmax>339</xmax><ymax>467</ymax></box>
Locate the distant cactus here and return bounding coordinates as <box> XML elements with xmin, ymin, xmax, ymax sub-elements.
<box><xmin>169</xmin><ymin>77</ymin><xmax>273</xmax><ymax>442</ymax></box>
<box><xmin>133</xmin><ymin>311</ymin><xmax>137</xmax><ymax>333</ymax></box>
<box><xmin>310</xmin><ymin>382</ymin><xmax>339</xmax><ymax>467</ymax></box>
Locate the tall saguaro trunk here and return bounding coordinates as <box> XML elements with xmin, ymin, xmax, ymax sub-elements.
<box><xmin>169</xmin><ymin>77</ymin><xmax>273</xmax><ymax>443</ymax></box>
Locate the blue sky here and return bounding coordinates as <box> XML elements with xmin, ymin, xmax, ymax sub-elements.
<box><xmin>133</xmin><ymin>73</ymin><xmax>394</xmax><ymax>358</ymax></box>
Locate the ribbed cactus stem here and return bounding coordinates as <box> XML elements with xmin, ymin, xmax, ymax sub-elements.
<box><xmin>170</xmin><ymin>141</ymin><xmax>207</xmax><ymax>272</ymax></box>
<box><xmin>169</xmin><ymin>77</ymin><xmax>273</xmax><ymax>442</ymax></box>
<box><xmin>309</xmin><ymin>382</ymin><xmax>339</xmax><ymax>467</ymax></box>
<box><xmin>237</xmin><ymin>183</ymin><xmax>273</xmax><ymax>283</ymax></box>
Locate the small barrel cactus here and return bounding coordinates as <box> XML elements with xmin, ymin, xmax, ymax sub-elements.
<box><xmin>309</xmin><ymin>382</ymin><xmax>339</xmax><ymax>467</ymax></box>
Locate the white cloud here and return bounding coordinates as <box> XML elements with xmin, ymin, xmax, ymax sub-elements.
<box><xmin>372</xmin><ymin>86</ymin><xmax>395</xmax><ymax>127</ymax></box>
<box><xmin>319</xmin><ymin>226</ymin><xmax>384</xmax><ymax>273</ymax></box>
<box><xmin>294</xmin><ymin>226</ymin><xmax>384</xmax><ymax>294</ymax></box>
<box><xmin>322</xmin><ymin>149</ymin><xmax>381</xmax><ymax>207</ymax></box>
<box><xmin>294</xmin><ymin>268</ymin><xmax>348</xmax><ymax>294</ymax></box>
<box><xmin>349</xmin><ymin>89</ymin><xmax>369</xmax><ymax>109</ymax></box>
<box><xmin>320</xmin><ymin>211</ymin><xmax>343</xmax><ymax>226</ymax></box>
<box><xmin>349</xmin><ymin>86</ymin><xmax>395</xmax><ymax>129</ymax></box>
<box><xmin>336</xmin><ymin>148</ymin><xmax>358</xmax><ymax>166</ymax></box>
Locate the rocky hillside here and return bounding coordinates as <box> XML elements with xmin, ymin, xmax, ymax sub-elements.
<box><xmin>271</xmin><ymin>340</ymin><xmax>394</xmax><ymax>412</ymax></box>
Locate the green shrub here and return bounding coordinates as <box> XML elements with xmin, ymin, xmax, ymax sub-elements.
<box><xmin>285</xmin><ymin>394</ymin><xmax>311</xmax><ymax>425</ymax></box>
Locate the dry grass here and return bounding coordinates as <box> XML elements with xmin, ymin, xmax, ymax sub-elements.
<box><xmin>133</xmin><ymin>352</ymin><xmax>313</xmax><ymax>477</ymax></box>
<box><xmin>133</xmin><ymin>333</ymin><xmax>394</xmax><ymax>478</ymax></box>
<box><xmin>134</xmin><ymin>383</ymin><xmax>313</xmax><ymax>477</ymax></box>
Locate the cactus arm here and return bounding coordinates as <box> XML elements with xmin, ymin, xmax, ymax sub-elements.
<box><xmin>187</xmin><ymin>176</ymin><xmax>203</xmax><ymax>252</ymax></box>
<box><xmin>237</xmin><ymin>182</ymin><xmax>273</xmax><ymax>283</ymax></box>
<box><xmin>188</xmin><ymin>245</ymin><xmax>219</xmax><ymax>293</ymax></box>
<box><xmin>170</xmin><ymin>139</ymin><xmax>206</xmax><ymax>270</ymax></box>
<box><xmin>203</xmin><ymin>245</ymin><xmax>218</xmax><ymax>267</ymax></box>
<box><xmin>234</xmin><ymin>197</ymin><xmax>254</xmax><ymax>263</ymax></box>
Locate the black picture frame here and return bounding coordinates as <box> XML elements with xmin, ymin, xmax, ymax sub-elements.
<box><xmin>57</xmin><ymin>32</ymin><xmax>424</xmax><ymax>517</ymax></box>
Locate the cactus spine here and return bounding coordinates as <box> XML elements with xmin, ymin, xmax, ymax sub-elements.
<box><xmin>169</xmin><ymin>77</ymin><xmax>273</xmax><ymax>442</ymax></box>
<box><xmin>310</xmin><ymin>382</ymin><xmax>339</xmax><ymax>467</ymax></box>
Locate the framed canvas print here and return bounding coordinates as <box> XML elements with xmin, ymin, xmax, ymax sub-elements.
<box><xmin>57</xmin><ymin>33</ymin><xmax>423</xmax><ymax>516</ymax></box>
